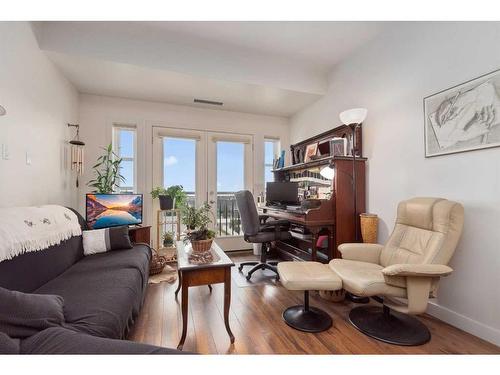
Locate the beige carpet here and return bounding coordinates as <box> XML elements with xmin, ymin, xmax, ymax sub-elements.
<box><xmin>148</xmin><ymin>264</ymin><xmax>177</xmax><ymax>284</ymax></box>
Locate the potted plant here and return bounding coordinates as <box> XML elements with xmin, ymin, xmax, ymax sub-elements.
<box><xmin>87</xmin><ymin>144</ymin><xmax>125</xmax><ymax>193</ymax></box>
<box><xmin>166</xmin><ymin>185</ymin><xmax>187</xmax><ymax>209</ymax></box>
<box><xmin>162</xmin><ymin>232</ymin><xmax>174</xmax><ymax>248</ymax></box>
<box><xmin>181</xmin><ymin>201</ymin><xmax>216</xmax><ymax>253</ymax></box>
<box><xmin>151</xmin><ymin>187</ymin><xmax>173</xmax><ymax>210</ymax></box>
<box><xmin>151</xmin><ymin>185</ymin><xmax>187</xmax><ymax>210</ymax></box>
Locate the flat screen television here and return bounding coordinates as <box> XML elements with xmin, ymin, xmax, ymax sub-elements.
<box><xmin>86</xmin><ymin>193</ymin><xmax>143</xmax><ymax>229</ymax></box>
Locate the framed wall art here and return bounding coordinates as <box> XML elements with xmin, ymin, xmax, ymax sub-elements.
<box><xmin>304</xmin><ymin>142</ymin><xmax>318</xmax><ymax>163</ymax></box>
<box><xmin>424</xmin><ymin>68</ymin><xmax>500</xmax><ymax>157</ymax></box>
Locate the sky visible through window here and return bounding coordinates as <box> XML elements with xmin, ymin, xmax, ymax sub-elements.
<box><xmin>264</xmin><ymin>140</ymin><xmax>276</xmax><ymax>184</ymax></box>
<box><xmin>216</xmin><ymin>141</ymin><xmax>244</xmax><ymax>192</ymax></box>
<box><xmin>118</xmin><ymin>130</ymin><xmax>134</xmax><ymax>188</ymax></box>
<box><xmin>162</xmin><ymin>138</ymin><xmax>244</xmax><ymax>193</ymax></box>
<box><xmin>163</xmin><ymin>138</ymin><xmax>196</xmax><ymax>192</ymax></box>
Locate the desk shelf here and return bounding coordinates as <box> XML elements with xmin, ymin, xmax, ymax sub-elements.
<box><xmin>265</xmin><ymin>124</ymin><xmax>367</xmax><ymax>262</ymax></box>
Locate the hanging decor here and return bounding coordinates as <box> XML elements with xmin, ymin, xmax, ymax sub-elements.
<box><xmin>68</xmin><ymin>123</ymin><xmax>85</xmax><ymax>187</ymax></box>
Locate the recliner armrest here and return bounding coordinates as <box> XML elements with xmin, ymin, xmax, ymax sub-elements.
<box><xmin>338</xmin><ymin>243</ymin><xmax>383</xmax><ymax>264</ymax></box>
<box><xmin>382</xmin><ymin>264</ymin><xmax>453</xmax><ymax>277</ymax></box>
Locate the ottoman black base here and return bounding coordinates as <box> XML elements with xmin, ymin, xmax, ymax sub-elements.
<box><xmin>282</xmin><ymin>291</ymin><xmax>332</xmax><ymax>333</ymax></box>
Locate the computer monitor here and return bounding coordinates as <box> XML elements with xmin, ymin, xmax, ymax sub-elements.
<box><xmin>266</xmin><ymin>182</ymin><xmax>299</xmax><ymax>205</ymax></box>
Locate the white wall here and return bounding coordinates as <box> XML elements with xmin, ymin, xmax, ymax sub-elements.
<box><xmin>0</xmin><ymin>22</ymin><xmax>79</xmax><ymax>207</ymax></box>
<box><xmin>78</xmin><ymin>94</ymin><xmax>289</xmax><ymax>229</ymax></box>
<box><xmin>290</xmin><ymin>22</ymin><xmax>500</xmax><ymax>345</ymax></box>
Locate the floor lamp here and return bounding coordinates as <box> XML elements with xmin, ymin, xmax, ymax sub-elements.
<box><xmin>339</xmin><ymin>108</ymin><xmax>367</xmax><ymax>242</ymax></box>
<box><xmin>321</xmin><ymin>108</ymin><xmax>368</xmax><ymax>304</ymax></box>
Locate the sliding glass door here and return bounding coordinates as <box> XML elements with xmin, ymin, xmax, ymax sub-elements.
<box><xmin>153</xmin><ymin>127</ymin><xmax>253</xmax><ymax>251</ymax></box>
<box><xmin>207</xmin><ymin>132</ymin><xmax>253</xmax><ymax>250</ymax></box>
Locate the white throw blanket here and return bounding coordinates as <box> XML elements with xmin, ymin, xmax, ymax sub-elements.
<box><xmin>0</xmin><ymin>205</ymin><xmax>82</xmax><ymax>262</ymax></box>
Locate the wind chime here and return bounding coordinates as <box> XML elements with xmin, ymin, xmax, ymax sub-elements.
<box><xmin>68</xmin><ymin>123</ymin><xmax>85</xmax><ymax>187</ymax></box>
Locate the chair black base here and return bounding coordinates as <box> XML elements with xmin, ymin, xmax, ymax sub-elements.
<box><xmin>239</xmin><ymin>261</ymin><xmax>279</xmax><ymax>281</ymax></box>
<box><xmin>346</xmin><ymin>292</ymin><xmax>370</xmax><ymax>304</ymax></box>
<box><xmin>282</xmin><ymin>291</ymin><xmax>332</xmax><ymax>333</ymax></box>
<box><xmin>349</xmin><ymin>305</ymin><xmax>431</xmax><ymax>346</ymax></box>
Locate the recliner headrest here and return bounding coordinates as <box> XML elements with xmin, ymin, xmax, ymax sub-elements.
<box><xmin>396</xmin><ymin>197</ymin><xmax>445</xmax><ymax>231</ymax></box>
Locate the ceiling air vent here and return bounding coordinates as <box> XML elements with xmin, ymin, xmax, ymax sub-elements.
<box><xmin>194</xmin><ymin>98</ymin><xmax>223</xmax><ymax>106</ymax></box>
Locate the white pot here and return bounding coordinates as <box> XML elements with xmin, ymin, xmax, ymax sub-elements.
<box><xmin>253</xmin><ymin>243</ymin><xmax>262</xmax><ymax>256</ymax></box>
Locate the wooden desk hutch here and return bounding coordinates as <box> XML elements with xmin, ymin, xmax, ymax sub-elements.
<box><xmin>262</xmin><ymin>125</ymin><xmax>366</xmax><ymax>263</ymax></box>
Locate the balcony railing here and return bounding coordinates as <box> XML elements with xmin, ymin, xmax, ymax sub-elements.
<box><xmin>184</xmin><ymin>192</ymin><xmax>242</xmax><ymax>237</ymax></box>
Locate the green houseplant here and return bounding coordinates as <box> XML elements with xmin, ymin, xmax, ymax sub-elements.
<box><xmin>162</xmin><ymin>232</ymin><xmax>174</xmax><ymax>248</ymax></box>
<box><xmin>151</xmin><ymin>185</ymin><xmax>187</xmax><ymax>210</ymax></box>
<box><xmin>181</xmin><ymin>201</ymin><xmax>216</xmax><ymax>253</ymax></box>
<box><xmin>87</xmin><ymin>144</ymin><xmax>125</xmax><ymax>193</ymax></box>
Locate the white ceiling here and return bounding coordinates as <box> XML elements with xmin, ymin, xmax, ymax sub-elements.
<box><xmin>35</xmin><ymin>22</ymin><xmax>386</xmax><ymax>117</ymax></box>
<box><xmin>147</xmin><ymin>22</ymin><xmax>385</xmax><ymax>70</ymax></box>
<box><xmin>47</xmin><ymin>51</ymin><xmax>321</xmax><ymax>117</ymax></box>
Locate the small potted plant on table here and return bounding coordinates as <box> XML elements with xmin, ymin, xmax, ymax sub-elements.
<box><xmin>162</xmin><ymin>232</ymin><xmax>174</xmax><ymax>248</ymax></box>
<box><xmin>181</xmin><ymin>201</ymin><xmax>216</xmax><ymax>253</ymax></box>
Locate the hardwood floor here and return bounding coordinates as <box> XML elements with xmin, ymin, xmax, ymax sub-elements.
<box><xmin>129</xmin><ymin>253</ymin><xmax>500</xmax><ymax>354</ymax></box>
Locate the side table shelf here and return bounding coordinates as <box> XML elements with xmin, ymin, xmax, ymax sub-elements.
<box><xmin>156</xmin><ymin>209</ymin><xmax>181</xmax><ymax>261</ymax></box>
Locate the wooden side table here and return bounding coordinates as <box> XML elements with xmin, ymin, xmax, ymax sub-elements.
<box><xmin>128</xmin><ymin>225</ymin><xmax>152</xmax><ymax>245</ymax></box>
<box><xmin>174</xmin><ymin>240</ymin><xmax>235</xmax><ymax>350</ymax></box>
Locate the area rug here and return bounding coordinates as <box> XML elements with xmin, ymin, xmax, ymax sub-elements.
<box><xmin>232</xmin><ymin>267</ymin><xmax>280</xmax><ymax>288</ymax></box>
<box><xmin>149</xmin><ymin>264</ymin><xmax>177</xmax><ymax>284</ymax></box>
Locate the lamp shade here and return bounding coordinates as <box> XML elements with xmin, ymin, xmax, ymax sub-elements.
<box><xmin>320</xmin><ymin>165</ymin><xmax>335</xmax><ymax>180</ymax></box>
<box><xmin>339</xmin><ymin>108</ymin><xmax>367</xmax><ymax>125</ymax></box>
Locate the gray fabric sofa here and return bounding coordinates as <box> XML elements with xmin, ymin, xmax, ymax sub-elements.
<box><xmin>0</xmin><ymin>209</ymin><xmax>181</xmax><ymax>354</ymax></box>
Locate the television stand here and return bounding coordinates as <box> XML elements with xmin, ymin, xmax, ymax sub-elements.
<box><xmin>128</xmin><ymin>225</ymin><xmax>151</xmax><ymax>246</ymax></box>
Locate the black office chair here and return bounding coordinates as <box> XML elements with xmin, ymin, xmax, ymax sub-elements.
<box><xmin>234</xmin><ymin>190</ymin><xmax>291</xmax><ymax>281</ymax></box>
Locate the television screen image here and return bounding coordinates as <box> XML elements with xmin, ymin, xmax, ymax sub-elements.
<box><xmin>86</xmin><ymin>194</ymin><xmax>143</xmax><ymax>229</ymax></box>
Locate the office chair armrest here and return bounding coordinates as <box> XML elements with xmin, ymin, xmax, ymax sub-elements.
<box><xmin>258</xmin><ymin>215</ymin><xmax>270</xmax><ymax>224</ymax></box>
<box><xmin>262</xmin><ymin>219</ymin><xmax>290</xmax><ymax>227</ymax></box>
<box><xmin>382</xmin><ymin>264</ymin><xmax>453</xmax><ymax>277</ymax></box>
<box><xmin>261</xmin><ymin>219</ymin><xmax>290</xmax><ymax>233</ymax></box>
<box><xmin>338</xmin><ymin>243</ymin><xmax>383</xmax><ymax>264</ymax></box>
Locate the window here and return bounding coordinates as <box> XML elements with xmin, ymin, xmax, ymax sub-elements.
<box><xmin>264</xmin><ymin>138</ymin><xmax>280</xmax><ymax>185</ymax></box>
<box><xmin>163</xmin><ymin>137</ymin><xmax>196</xmax><ymax>207</ymax></box>
<box><xmin>113</xmin><ymin>125</ymin><xmax>137</xmax><ymax>193</ymax></box>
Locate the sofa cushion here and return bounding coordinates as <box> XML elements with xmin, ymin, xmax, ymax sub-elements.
<box><xmin>82</xmin><ymin>226</ymin><xmax>133</xmax><ymax>256</ymax></box>
<box><xmin>35</xmin><ymin>244</ymin><xmax>151</xmax><ymax>339</ymax></box>
<box><xmin>0</xmin><ymin>332</ymin><xmax>20</xmax><ymax>354</ymax></box>
<box><xmin>0</xmin><ymin>287</ymin><xmax>65</xmax><ymax>338</ymax></box>
<box><xmin>21</xmin><ymin>327</ymin><xmax>182</xmax><ymax>355</ymax></box>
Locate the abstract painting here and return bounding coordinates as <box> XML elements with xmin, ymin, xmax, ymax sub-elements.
<box><xmin>424</xmin><ymin>69</ymin><xmax>500</xmax><ymax>157</ymax></box>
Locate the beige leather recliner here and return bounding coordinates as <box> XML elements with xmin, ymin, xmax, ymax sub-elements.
<box><xmin>330</xmin><ymin>197</ymin><xmax>464</xmax><ymax>345</ymax></box>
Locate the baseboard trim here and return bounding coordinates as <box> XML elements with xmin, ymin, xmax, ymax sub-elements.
<box><xmin>427</xmin><ymin>301</ymin><xmax>500</xmax><ymax>347</ymax></box>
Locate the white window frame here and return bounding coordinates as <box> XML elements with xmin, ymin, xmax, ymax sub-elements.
<box><xmin>264</xmin><ymin>137</ymin><xmax>280</xmax><ymax>184</ymax></box>
<box><xmin>112</xmin><ymin>124</ymin><xmax>137</xmax><ymax>193</ymax></box>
